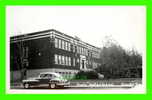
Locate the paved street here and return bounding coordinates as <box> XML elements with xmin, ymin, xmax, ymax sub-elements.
<box><xmin>10</xmin><ymin>85</ymin><xmax>133</xmax><ymax>90</ymax></box>
<box><xmin>10</xmin><ymin>78</ymin><xmax>141</xmax><ymax>90</ymax></box>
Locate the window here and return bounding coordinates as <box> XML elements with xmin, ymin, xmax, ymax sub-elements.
<box><xmin>67</xmin><ymin>56</ymin><xmax>69</xmax><ymax>66</ymax></box>
<box><xmin>68</xmin><ymin>43</ymin><xmax>71</xmax><ymax>51</ymax></box>
<box><xmin>77</xmin><ymin>46</ymin><xmax>80</xmax><ymax>54</ymax></box>
<box><xmin>85</xmin><ymin>49</ymin><xmax>88</xmax><ymax>56</ymax></box>
<box><xmin>55</xmin><ymin>38</ymin><xmax>58</xmax><ymax>48</ymax></box>
<box><xmin>77</xmin><ymin>46</ymin><xmax>79</xmax><ymax>53</ymax></box>
<box><xmin>58</xmin><ymin>55</ymin><xmax>61</xmax><ymax>65</ymax></box>
<box><xmin>82</xmin><ymin>48</ymin><xmax>84</xmax><ymax>54</ymax></box>
<box><xmin>62</xmin><ymin>40</ymin><xmax>65</xmax><ymax>50</ymax></box>
<box><xmin>67</xmin><ymin>43</ymin><xmax>69</xmax><ymax>51</ymax></box>
<box><xmin>61</xmin><ymin>56</ymin><xmax>63</xmax><ymax>65</ymax></box>
<box><xmin>58</xmin><ymin>39</ymin><xmax>61</xmax><ymax>49</ymax></box>
<box><xmin>84</xmin><ymin>48</ymin><xmax>86</xmax><ymax>55</ymax></box>
<box><xmin>77</xmin><ymin>58</ymin><xmax>79</xmax><ymax>63</ymax></box>
<box><xmin>40</xmin><ymin>74</ymin><xmax>53</xmax><ymax>79</ymax></box>
<box><xmin>66</xmin><ymin>56</ymin><xmax>68</xmax><ymax>66</ymax></box>
<box><xmin>73</xmin><ymin>58</ymin><xmax>75</xmax><ymax>66</ymax></box>
<box><xmin>62</xmin><ymin>56</ymin><xmax>65</xmax><ymax>65</ymax></box>
<box><xmin>65</xmin><ymin>42</ymin><xmax>67</xmax><ymax>50</ymax></box>
<box><xmin>80</xmin><ymin>47</ymin><xmax>81</xmax><ymax>54</ymax></box>
<box><xmin>54</xmin><ymin>54</ymin><xmax>58</xmax><ymax>64</ymax></box>
<box><xmin>60</xmin><ymin>40</ymin><xmax>62</xmax><ymax>49</ymax></box>
<box><xmin>69</xmin><ymin>57</ymin><xmax>71</xmax><ymax>66</ymax></box>
<box><xmin>80</xmin><ymin>47</ymin><xmax>82</xmax><ymax>54</ymax></box>
<box><xmin>73</xmin><ymin>45</ymin><xmax>75</xmax><ymax>52</ymax></box>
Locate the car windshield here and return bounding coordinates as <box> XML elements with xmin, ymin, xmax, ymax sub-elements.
<box><xmin>39</xmin><ymin>73</ymin><xmax>64</xmax><ymax>79</ymax></box>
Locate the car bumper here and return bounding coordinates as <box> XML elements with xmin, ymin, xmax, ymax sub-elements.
<box><xmin>57</xmin><ymin>82</ymin><xmax>70</xmax><ymax>86</ymax></box>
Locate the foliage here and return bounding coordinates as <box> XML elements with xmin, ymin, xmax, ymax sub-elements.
<box><xmin>96</xmin><ymin>36</ymin><xmax>142</xmax><ymax>79</ymax></box>
<box><xmin>75</xmin><ymin>71</ymin><xmax>99</xmax><ymax>80</ymax></box>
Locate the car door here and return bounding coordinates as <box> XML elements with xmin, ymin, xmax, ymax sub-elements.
<box><xmin>38</xmin><ymin>74</ymin><xmax>51</xmax><ymax>85</ymax></box>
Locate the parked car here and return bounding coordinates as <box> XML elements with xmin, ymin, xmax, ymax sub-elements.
<box><xmin>22</xmin><ymin>72</ymin><xmax>70</xmax><ymax>89</ymax></box>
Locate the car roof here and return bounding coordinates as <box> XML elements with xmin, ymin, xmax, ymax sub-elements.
<box><xmin>39</xmin><ymin>72</ymin><xmax>61</xmax><ymax>76</ymax></box>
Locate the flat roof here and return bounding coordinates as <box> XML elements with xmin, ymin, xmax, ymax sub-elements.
<box><xmin>10</xmin><ymin>29</ymin><xmax>101</xmax><ymax>50</ymax></box>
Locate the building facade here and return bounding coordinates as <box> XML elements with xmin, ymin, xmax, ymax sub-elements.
<box><xmin>10</xmin><ymin>29</ymin><xmax>101</xmax><ymax>82</ymax></box>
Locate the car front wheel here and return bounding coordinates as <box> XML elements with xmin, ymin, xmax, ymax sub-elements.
<box><xmin>49</xmin><ymin>83</ymin><xmax>56</xmax><ymax>89</ymax></box>
<box><xmin>24</xmin><ymin>83</ymin><xmax>30</xmax><ymax>89</ymax></box>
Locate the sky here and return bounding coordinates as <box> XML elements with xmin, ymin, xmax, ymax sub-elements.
<box><xmin>6</xmin><ymin>6</ymin><xmax>146</xmax><ymax>54</ymax></box>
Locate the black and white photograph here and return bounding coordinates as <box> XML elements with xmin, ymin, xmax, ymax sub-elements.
<box><xmin>6</xmin><ymin>6</ymin><xmax>146</xmax><ymax>94</ymax></box>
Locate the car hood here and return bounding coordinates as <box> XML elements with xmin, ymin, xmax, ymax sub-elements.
<box><xmin>23</xmin><ymin>77</ymin><xmax>68</xmax><ymax>82</ymax></box>
<box><xmin>27</xmin><ymin>77</ymin><xmax>39</xmax><ymax>80</ymax></box>
<box><xmin>22</xmin><ymin>77</ymin><xmax>39</xmax><ymax>82</ymax></box>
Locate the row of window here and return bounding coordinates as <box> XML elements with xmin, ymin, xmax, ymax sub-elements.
<box><xmin>54</xmin><ymin>54</ymin><xmax>100</xmax><ymax>68</ymax></box>
<box><xmin>92</xmin><ymin>52</ymin><xmax>100</xmax><ymax>59</ymax></box>
<box><xmin>77</xmin><ymin>46</ymin><xmax>88</xmax><ymax>56</ymax></box>
<box><xmin>54</xmin><ymin>54</ymin><xmax>76</xmax><ymax>66</ymax></box>
<box><xmin>55</xmin><ymin>38</ymin><xmax>71</xmax><ymax>51</ymax></box>
<box><xmin>55</xmin><ymin>71</ymin><xmax>77</xmax><ymax>75</ymax></box>
<box><xmin>54</xmin><ymin>38</ymin><xmax>100</xmax><ymax>59</ymax></box>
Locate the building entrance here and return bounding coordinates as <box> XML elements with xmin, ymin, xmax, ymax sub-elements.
<box><xmin>80</xmin><ymin>55</ymin><xmax>86</xmax><ymax>70</ymax></box>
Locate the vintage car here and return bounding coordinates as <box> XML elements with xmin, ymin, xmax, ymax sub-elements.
<box><xmin>22</xmin><ymin>72</ymin><xmax>70</xmax><ymax>89</ymax></box>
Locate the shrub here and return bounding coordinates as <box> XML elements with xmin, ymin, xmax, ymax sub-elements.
<box><xmin>75</xmin><ymin>71</ymin><xmax>99</xmax><ymax>80</ymax></box>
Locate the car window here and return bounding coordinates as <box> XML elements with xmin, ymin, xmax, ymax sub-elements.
<box><xmin>52</xmin><ymin>74</ymin><xmax>57</xmax><ymax>78</ymax></box>
<box><xmin>40</xmin><ymin>74</ymin><xmax>46</xmax><ymax>78</ymax></box>
<box><xmin>40</xmin><ymin>74</ymin><xmax>52</xmax><ymax>79</ymax></box>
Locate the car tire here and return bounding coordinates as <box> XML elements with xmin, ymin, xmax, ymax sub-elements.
<box><xmin>49</xmin><ymin>83</ymin><xmax>56</xmax><ymax>89</ymax></box>
<box><xmin>24</xmin><ymin>83</ymin><xmax>30</xmax><ymax>89</ymax></box>
<box><xmin>60</xmin><ymin>85</ymin><xmax>65</xmax><ymax>88</ymax></box>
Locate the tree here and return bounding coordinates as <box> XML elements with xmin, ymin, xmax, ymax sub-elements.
<box><xmin>15</xmin><ymin>35</ymin><xmax>28</xmax><ymax>81</ymax></box>
<box><xmin>96</xmin><ymin>36</ymin><xmax>142</xmax><ymax>78</ymax></box>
